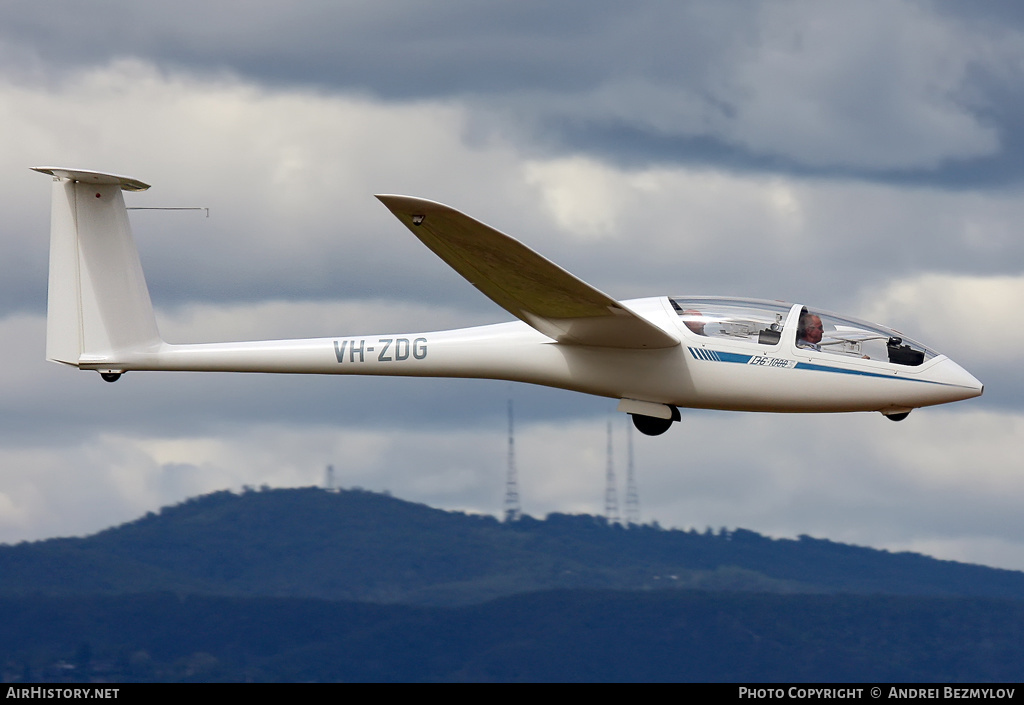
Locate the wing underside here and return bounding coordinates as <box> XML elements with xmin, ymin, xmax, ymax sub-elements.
<box><xmin>375</xmin><ymin>195</ymin><xmax>678</xmax><ymax>349</ymax></box>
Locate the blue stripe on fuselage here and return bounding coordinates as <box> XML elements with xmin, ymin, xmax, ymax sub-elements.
<box><xmin>687</xmin><ymin>347</ymin><xmax>752</xmax><ymax>364</ymax></box>
<box><xmin>687</xmin><ymin>347</ymin><xmax>957</xmax><ymax>387</ymax></box>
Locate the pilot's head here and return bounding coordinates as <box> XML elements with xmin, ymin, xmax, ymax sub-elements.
<box><xmin>682</xmin><ymin>309</ymin><xmax>705</xmax><ymax>335</ymax></box>
<box><xmin>799</xmin><ymin>313</ymin><xmax>823</xmax><ymax>345</ymax></box>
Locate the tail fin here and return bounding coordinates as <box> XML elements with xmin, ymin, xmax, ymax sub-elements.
<box><xmin>32</xmin><ymin>167</ymin><xmax>162</xmax><ymax>368</ymax></box>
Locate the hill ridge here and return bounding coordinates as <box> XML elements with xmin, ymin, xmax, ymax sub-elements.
<box><xmin>2</xmin><ymin>486</ymin><xmax>1021</xmax><ymax>606</ymax></box>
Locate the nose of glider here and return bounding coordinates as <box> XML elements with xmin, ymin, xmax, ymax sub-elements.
<box><xmin>932</xmin><ymin>356</ymin><xmax>984</xmax><ymax>403</ymax></box>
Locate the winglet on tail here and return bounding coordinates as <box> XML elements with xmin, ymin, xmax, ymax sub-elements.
<box><xmin>33</xmin><ymin>167</ymin><xmax>162</xmax><ymax>367</ymax></box>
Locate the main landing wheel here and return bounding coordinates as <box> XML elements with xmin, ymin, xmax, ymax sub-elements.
<box><xmin>883</xmin><ymin>411</ymin><xmax>911</xmax><ymax>422</ymax></box>
<box><xmin>630</xmin><ymin>406</ymin><xmax>681</xmax><ymax>436</ymax></box>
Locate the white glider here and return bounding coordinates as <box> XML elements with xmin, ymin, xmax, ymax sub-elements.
<box><xmin>33</xmin><ymin>167</ymin><xmax>983</xmax><ymax>435</ymax></box>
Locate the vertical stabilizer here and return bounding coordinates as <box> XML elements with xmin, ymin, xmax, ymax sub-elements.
<box><xmin>33</xmin><ymin>168</ymin><xmax>161</xmax><ymax>366</ymax></box>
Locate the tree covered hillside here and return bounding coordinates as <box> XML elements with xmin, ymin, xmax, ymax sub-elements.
<box><xmin>1</xmin><ymin>487</ymin><xmax>1022</xmax><ymax>605</ymax></box>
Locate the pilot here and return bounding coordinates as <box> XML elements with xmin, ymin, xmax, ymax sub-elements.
<box><xmin>681</xmin><ymin>309</ymin><xmax>706</xmax><ymax>336</ymax></box>
<box><xmin>796</xmin><ymin>312</ymin><xmax>823</xmax><ymax>351</ymax></box>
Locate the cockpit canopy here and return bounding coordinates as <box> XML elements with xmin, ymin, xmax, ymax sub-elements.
<box><xmin>670</xmin><ymin>297</ymin><xmax>937</xmax><ymax>366</ymax></box>
<box><xmin>671</xmin><ymin>297</ymin><xmax>790</xmax><ymax>346</ymax></box>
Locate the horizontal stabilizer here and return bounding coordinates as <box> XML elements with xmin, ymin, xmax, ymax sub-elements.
<box><xmin>32</xmin><ymin>167</ymin><xmax>151</xmax><ymax>192</ymax></box>
<box><xmin>376</xmin><ymin>195</ymin><xmax>678</xmax><ymax>349</ymax></box>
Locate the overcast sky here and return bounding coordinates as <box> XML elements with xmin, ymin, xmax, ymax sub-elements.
<box><xmin>2</xmin><ymin>1</ymin><xmax>1023</xmax><ymax>572</ymax></box>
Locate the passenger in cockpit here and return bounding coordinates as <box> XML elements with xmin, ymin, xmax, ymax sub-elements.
<box><xmin>682</xmin><ymin>309</ymin><xmax>706</xmax><ymax>336</ymax></box>
<box><xmin>796</xmin><ymin>312</ymin><xmax>823</xmax><ymax>351</ymax></box>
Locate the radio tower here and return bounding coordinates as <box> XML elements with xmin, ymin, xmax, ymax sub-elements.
<box><xmin>604</xmin><ymin>420</ymin><xmax>620</xmax><ymax>524</ymax></box>
<box><xmin>624</xmin><ymin>421</ymin><xmax>640</xmax><ymax>524</ymax></box>
<box><xmin>504</xmin><ymin>398</ymin><xmax>521</xmax><ymax>522</ymax></box>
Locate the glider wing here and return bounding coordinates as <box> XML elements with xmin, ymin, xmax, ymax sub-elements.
<box><xmin>376</xmin><ymin>195</ymin><xmax>678</xmax><ymax>349</ymax></box>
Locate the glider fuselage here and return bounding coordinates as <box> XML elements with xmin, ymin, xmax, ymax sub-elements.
<box><xmin>78</xmin><ymin>296</ymin><xmax>980</xmax><ymax>417</ymax></box>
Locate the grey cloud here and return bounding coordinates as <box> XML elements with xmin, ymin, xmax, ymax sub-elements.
<box><xmin>3</xmin><ymin>1</ymin><xmax>1022</xmax><ymax>181</ymax></box>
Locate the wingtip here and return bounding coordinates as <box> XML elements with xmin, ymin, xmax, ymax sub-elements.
<box><xmin>376</xmin><ymin>193</ymin><xmax>440</xmax><ymax>206</ymax></box>
<box><xmin>375</xmin><ymin>194</ymin><xmax>457</xmax><ymax>221</ymax></box>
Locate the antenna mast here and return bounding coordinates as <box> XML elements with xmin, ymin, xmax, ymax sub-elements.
<box><xmin>504</xmin><ymin>398</ymin><xmax>521</xmax><ymax>522</ymax></box>
<box><xmin>604</xmin><ymin>420</ymin><xmax>620</xmax><ymax>525</ymax></box>
<box><xmin>624</xmin><ymin>420</ymin><xmax>640</xmax><ymax>524</ymax></box>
